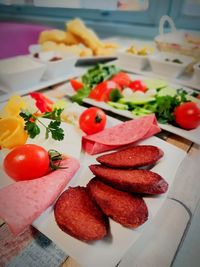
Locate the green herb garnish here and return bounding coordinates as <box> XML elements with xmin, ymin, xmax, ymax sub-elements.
<box><xmin>20</xmin><ymin>108</ymin><xmax>64</xmax><ymax>141</ymax></box>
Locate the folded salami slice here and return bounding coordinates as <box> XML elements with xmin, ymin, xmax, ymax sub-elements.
<box><xmin>82</xmin><ymin>114</ymin><xmax>160</xmax><ymax>155</ymax></box>
<box><xmin>89</xmin><ymin>164</ymin><xmax>168</xmax><ymax>194</ymax></box>
<box><xmin>0</xmin><ymin>157</ymin><xmax>80</xmax><ymax>235</ymax></box>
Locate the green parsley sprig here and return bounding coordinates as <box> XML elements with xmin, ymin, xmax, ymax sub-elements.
<box><xmin>19</xmin><ymin>108</ymin><xmax>64</xmax><ymax>141</ymax></box>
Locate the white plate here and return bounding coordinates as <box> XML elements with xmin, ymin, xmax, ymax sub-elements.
<box><xmin>64</xmin><ymin>75</ymin><xmax>200</xmax><ymax>145</ymax></box>
<box><xmin>114</xmin><ymin>59</ymin><xmax>200</xmax><ymax>91</ymax></box>
<box><xmin>0</xmin><ymin>68</ymin><xmax>83</xmax><ymax>104</ymax></box>
<box><xmin>28</xmin><ymin>44</ymin><xmax>117</xmax><ymax>67</ymax></box>
<box><xmin>0</xmin><ymin>115</ymin><xmax>186</xmax><ymax>267</ymax></box>
<box><xmin>32</xmin><ymin>116</ymin><xmax>186</xmax><ymax>267</ymax></box>
<box><xmin>84</xmin><ymin>97</ymin><xmax>200</xmax><ymax>145</ymax></box>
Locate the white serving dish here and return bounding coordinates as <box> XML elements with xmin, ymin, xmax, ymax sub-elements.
<box><xmin>192</xmin><ymin>62</ymin><xmax>200</xmax><ymax>84</ymax></box>
<box><xmin>117</xmin><ymin>51</ymin><xmax>149</xmax><ymax>71</ymax></box>
<box><xmin>0</xmin><ymin>56</ymin><xmax>46</xmax><ymax>91</ymax></box>
<box><xmin>32</xmin><ymin>51</ymin><xmax>77</xmax><ymax>80</ymax></box>
<box><xmin>148</xmin><ymin>52</ymin><xmax>193</xmax><ymax>79</ymax></box>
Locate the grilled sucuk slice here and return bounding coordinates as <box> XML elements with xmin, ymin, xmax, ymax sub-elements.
<box><xmin>97</xmin><ymin>145</ymin><xmax>164</xmax><ymax>168</ymax></box>
<box><xmin>54</xmin><ymin>186</ymin><xmax>108</xmax><ymax>242</ymax></box>
<box><xmin>87</xmin><ymin>178</ymin><xmax>148</xmax><ymax>228</ymax></box>
<box><xmin>89</xmin><ymin>165</ymin><xmax>168</xmax><ymax>194</ymax></box>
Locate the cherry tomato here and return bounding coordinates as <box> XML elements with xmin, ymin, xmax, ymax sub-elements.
<box><xmin>4</xmin><ymin>144</ymin><xmax>50</xmax><ymax>181</ymax></box>
<box><xmin>70</xmin><ymin>79</ymin><xmax>83</xmax><ymax>91</ymax></box>
<box><xmin>89</xmin><ymin>81</ymin><xmax>121</xmax><ymax>102</ymax></box>
<box><xmin>79</xmin><ymin>107</ymin><xmax>107</xmax><ymax>135</ymax></box>
<box><xmin>174</xmin><ymin>102</ymin><xmax>200</xmax><ymax>130</ymax></box>
<box><xmin>111</xmin><ymin>72</ymin><xmax>131</xmax><ymax>88</ymax></box>
<box><xmin>129</xmin><ymin>80</ymin><xmax>147</xmax><ymax>92</ymax></box>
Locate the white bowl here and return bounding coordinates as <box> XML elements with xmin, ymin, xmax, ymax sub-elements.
<box><xmin>192</xmin><ymin>62</ymin><xmax>200</xmax><ymax>84</ymax></box>
<box><xmin>117</xmin><ymin>51</ymin><xmax>149</xmax><ymax>71</ymax></box>
<box><xmin>148</xmin><ymin>52</ymin><xmax>193</xmax><ymax>78</ymax></box>
<box><xmin>32</xmin><ymin>51</ymin><xmax>77</xmax><ymax>79</ymax></box>
<box><xmin>0</xmin><ymin>56</ymin><xmax>46</xmax><ymax>91</ymax></box>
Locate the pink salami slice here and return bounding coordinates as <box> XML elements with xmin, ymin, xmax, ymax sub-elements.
<box><xmin>0</xmin><ymin>157</ymin><xmax>80</xmax><ymax>235</ymax></box>
<box><xmin>82</xmin><ymin>114</ymin><xmax>160</xmax><ymax>155</ymax></box>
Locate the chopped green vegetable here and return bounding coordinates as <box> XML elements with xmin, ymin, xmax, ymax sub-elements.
<box><xmin>70</xmin><ymin>85</ymin><xmax>91</xmax><ymax>104</ymax></box>
<box><xmin>132</xmin><ymin>107</ymin><xmax>153</xmax><ymax>116</ymax></box>
<box><xmin>109</xmin><ymin>89</ymin><xmax>122</xmax><ymax>102</ymax></box>
<box><xmin>82</xmin><ymin>64</ymin><xmax>119</xmax><ymax>89</ymax></box>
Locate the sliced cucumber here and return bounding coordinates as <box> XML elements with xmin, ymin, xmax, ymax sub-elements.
<box><xmin>144</xmin><ymin>79</ymin><xmax>167</xmax><ymax>90</ymax></box>
<box><xmin>107</xmin><ymin>101</ymin><xmax>129</xmax><ymax>110</ymax></box>
<box><xmin>119</xmin><ymin>95</ymin><xmax>155</xmax><ymax>105</ymax></box>
<box><xmin>157</xmin><ymin>87</ymin><xmax>177</xmax><ymax>97</ymax></box>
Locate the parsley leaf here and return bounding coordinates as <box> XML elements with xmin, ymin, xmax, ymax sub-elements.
<box><xmin>43</xmin><ymin>108</ymin><xmax>64</xmax><ymax>121</ymax></box>
<box><xmin>20</xmin><ymin>109</ymin><xmax>64</xmax><ymax>141</ymax></box>
<box><xmin>47</xmin><ymin>121</ymin><xmax>64</xmax><ymax>141</ymax></box>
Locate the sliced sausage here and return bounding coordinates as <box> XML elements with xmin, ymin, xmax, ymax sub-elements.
<box><xmin>87</xmin><ymin>178</ymin><xmax>148</xmax><ymax>228</ymax></box>
<box><xmin>96</xmin><ymin>145</ymin><xmax>164</xmax><ymax>168</ymax></box>
<box><xmin>54</xmin><ymin>186</ymin><xmax>108</xmax><ymax>242</ymax></box>
<box><xmin>89</xmin><ymin>164</ymin><xmax>168</xmax><ymax>194</ymax></box>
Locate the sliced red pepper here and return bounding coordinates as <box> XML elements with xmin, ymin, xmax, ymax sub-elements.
<box><xmin>30</xmin><ymin>92</ymin><xmax>53</xmax><ymax>113</ymax></box>
<box><xmin>70</xmin><ymin>79</ymin><xmax>83</xmax><ymax>91</ymax></box>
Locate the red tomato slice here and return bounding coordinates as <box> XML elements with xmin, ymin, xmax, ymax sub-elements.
<box><xmin>89</xmin><ymin>81</ymin><xmax>121</xmax><ymax>102</ymax></box>
<box><xmin>79</xmin><ymin>107</ymin><xmax>106</xmax><ymax>135</ymax></box>
<box><xmin>129</xmin><ymin>80</ymin><xmax>147</xmax><ymax>92</ymax></box>
<box><xmin>174</xmin><ymin>102</ymin><xmax>200</xmax><ymax>130</ymax></box>
<box><xmin>4</xmin><ymin>144</ymin><xmax>50</xmax><ymax>181</ymax></box>
<box><xmin>70</xmin><ymin>79</ymin><xmax>83</xmax><ymax>91</ymax></box>
<box><xmin>111</xmin><ymin>72</ymin><xmax>131</xmax><ymax>88</ymax></box>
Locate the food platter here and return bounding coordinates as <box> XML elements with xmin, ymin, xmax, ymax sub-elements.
<box><xmin>29</xmin><ymin>116</ymin><xmax>186</xmax><ymax>267</ymax></box>
<box><xmin>83</xmin><ymin>97</ymin><xmax>200</xmax><ymax>145</ymax></box>
<box><xmin>0</xmin><ymin>106</ymin><xmax>186</xmax><ymax>267</ymax></box>
<box><xmin>32</xmin><ymin>117</ymin><xmax>185</xmax><ymax>267</ymax></box>
<box><xmin>63</xmin><ymin>73</ymin><xmax>200</xmax><ymax>145</ymax></box>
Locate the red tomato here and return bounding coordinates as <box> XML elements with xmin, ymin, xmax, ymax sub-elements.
<box><xmin>79</xmin><ymin>107</ymin><xmax>106</xmax><ymax>135</ymax></box>
<box><xmin>174</xmin><ymin>102</ymin><xmax>200</xmax><ymax>130</ymax></box>
<box><xmin>70</xmin><ymin>79</ymin><xmax>83</xmax><ymax>91</ymax></box>
<box><xmin>111</xmin><ymin>72</ymin><xmax>131</xmax><ymax>88</ymax></box>
<box><xmin>4</xmin><ymin>144</ymin><xmax>50</xmax><ymax>181</ymax></box>
<box><xmin>89</xmin><ymin>81</ymin><xmax>121</xmax><ymax>102</ymax></box>
<box><xmin>129</xmin><ymin>80</ymin><xmax>147</xmax><ymax>92</ymax></box>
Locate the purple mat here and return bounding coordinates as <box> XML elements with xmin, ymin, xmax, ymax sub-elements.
<box><xmin>0</xmin><ymin>22</ymin><xmax>50</xmax><ymax>59</ymax></box>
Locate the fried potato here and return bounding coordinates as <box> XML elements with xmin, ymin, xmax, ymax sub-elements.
<box><xmin>38</xmin><ymin>18</ymin><xmax>119</xmax><ymax>57</ymax></box>
<box><xmin>64</xmin><ymin>31</ymin><xmax>81</xmax><ymax>45</ymax></box>
<box><xmin>38</xmin><ymin>29</ymin><xmax>67</xmax><ymax>44</ymax></box>
<box><xmin>41</xmin><ymin>41</ymin><xmax>92</xmax><ymax>57</ymax></box>
<box><xmin>79</xmin><ymin>47</ymin><xmax>93</xmax><ymax>57</ymax></box>
<box><xmin>67</xmin><ymin>18</ymin><xmax>105</xmax><ymax>52</ymax></box>
<box><xmin>41</xmin><ymin>41</ymin><xmax>58</xmax><ymax>51</ymax></box>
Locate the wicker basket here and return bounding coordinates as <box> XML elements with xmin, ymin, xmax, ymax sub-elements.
<box><xmin>155</xmin><ymin>15</ymin><xmax>200</xmax><ymax>58</ymax></box>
